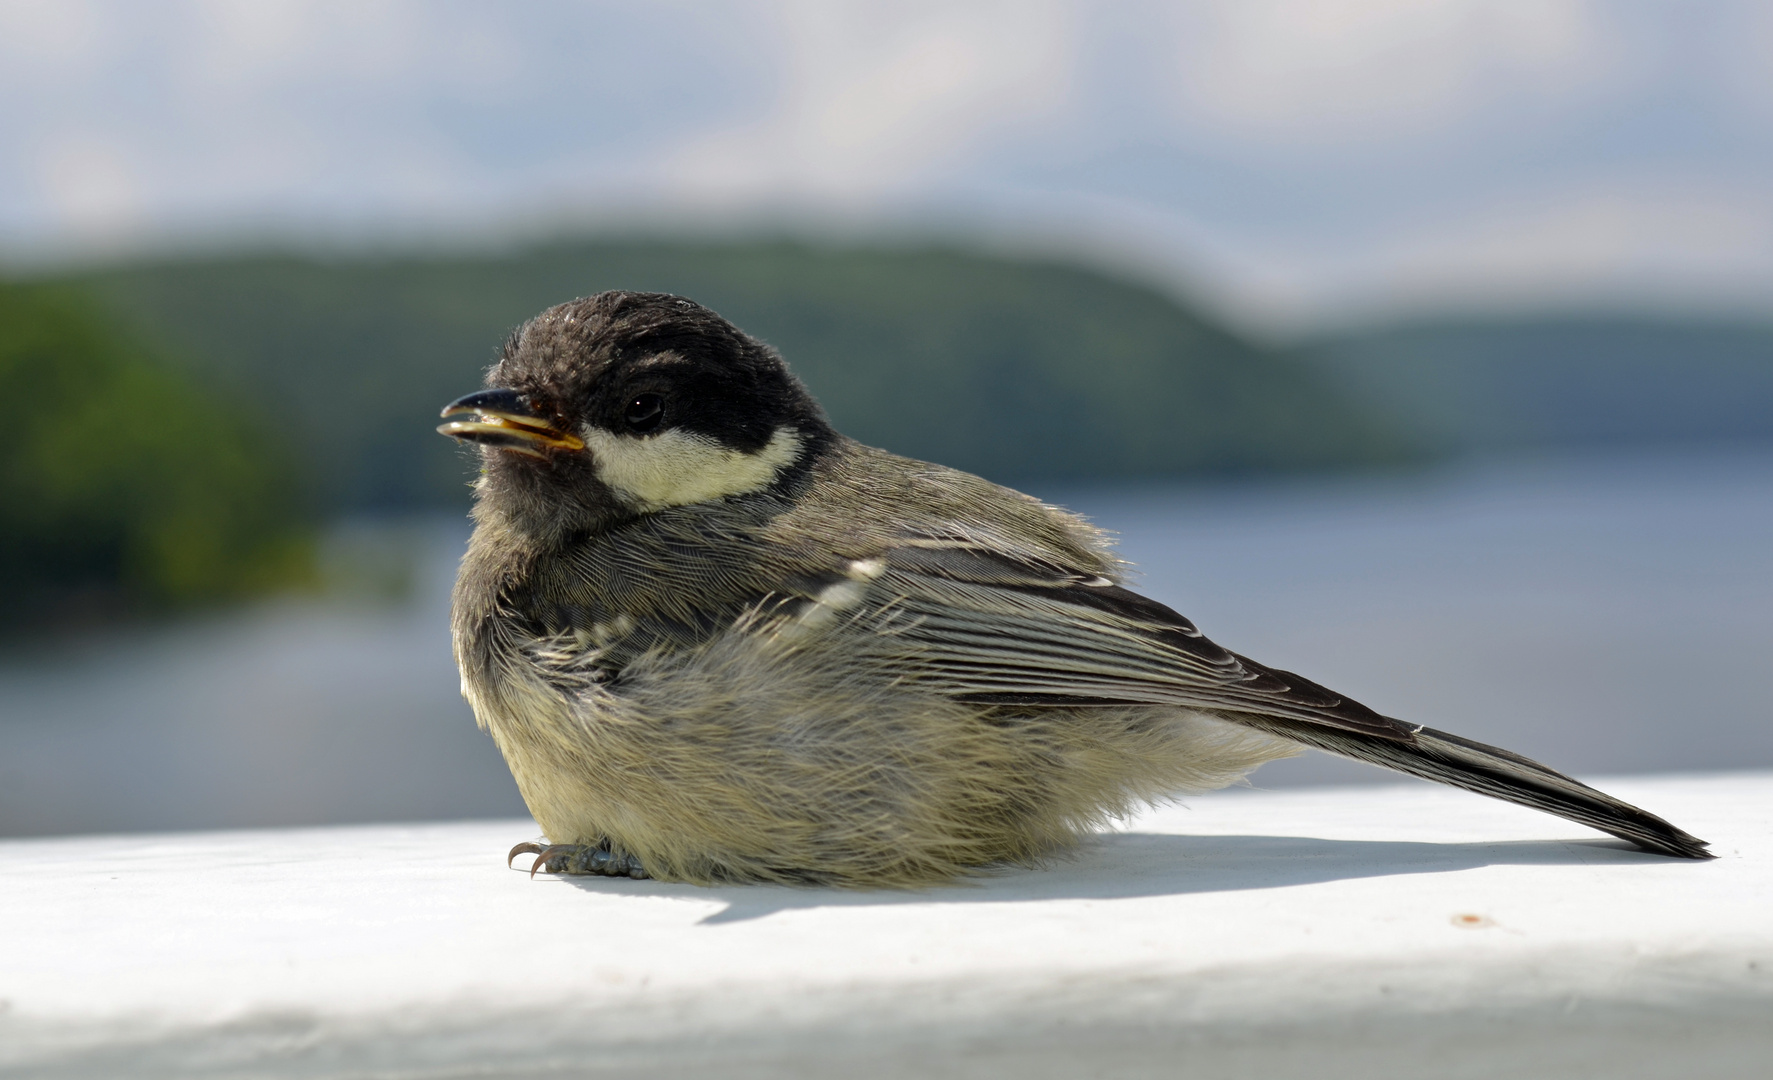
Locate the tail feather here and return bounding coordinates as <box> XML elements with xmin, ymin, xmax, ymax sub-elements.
<box><xmin>1227</xmin><ymin>714</ymin><xmax>1712</xmax><ymax>859</ymax></box>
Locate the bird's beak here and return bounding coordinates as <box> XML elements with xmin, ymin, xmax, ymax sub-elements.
<box><xmin>437</xmin><ymin>388</ymin><xmax>585</xmax><ymax>459</ymax></box>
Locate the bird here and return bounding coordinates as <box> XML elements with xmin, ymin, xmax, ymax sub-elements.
<box><xmin>439</xmin><ymin>290</ymin><xmax>1710</xmax><ymax>887</ymax></box>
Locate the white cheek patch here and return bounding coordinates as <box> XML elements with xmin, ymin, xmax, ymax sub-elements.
<box><xmin>582</xmin><ymin>425</ymin><xmax>804</xmax><ymax>510</ymax></box>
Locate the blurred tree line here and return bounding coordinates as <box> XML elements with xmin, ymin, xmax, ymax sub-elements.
<box><xmin>1299</xmin><ymin>317</ymin><xmax>1773</xmax><ymax>452</ymax></box>
<box><xmin>9</xmin><ymin>240</ymin><xmax>1418</xmax><ymax>623</ymax></box>
<box><xmin>15</xmin><ymin>237</ymin><xmax>1766</xmax><ymax>625</ymax></box>
<box><xmin>61</xmin><ymin>241</ymin><xmax>1415</xmax><ymax>514</ymax></box>
<box><xmin>0</xmin><ymin>283</ymin><xmax>312</xmax><ymax>626</ymax></box>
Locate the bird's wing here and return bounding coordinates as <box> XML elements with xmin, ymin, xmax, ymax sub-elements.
<box><xmin>523</xmin><ymin>502</ymin><xmax>1410</xmax><ymax>742</ymax></box>
<box><xmin>811</xmin><ymin>535</ymin><xmax>1418</xmax><ymax>743</ymax></box>
<box><xmin>765</xmin><ymin>530</ymin><xmax>1710</xmax><ymax>859</ymax></box>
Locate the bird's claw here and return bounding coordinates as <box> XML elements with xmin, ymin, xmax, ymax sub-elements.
<box><xmin>507</xmin><ymin>840</ymin><xmax>649</xmax><ymax>879</ymax></box>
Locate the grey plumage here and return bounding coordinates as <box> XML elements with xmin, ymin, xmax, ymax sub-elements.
<box><xmin>442</xmin><ymin>291</ymin><xmax>1710</xmax><ymax>887</ymax></box>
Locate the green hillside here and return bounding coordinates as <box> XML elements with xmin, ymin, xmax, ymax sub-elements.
<box><xmin>49</xmin><ymin>240</ymin><xmax>1418</xmax><ymax>512</ymax></box>
<box><xmin>0</xmin><ymin>282</ymin><xmax>312</xmax><ymax>625</ymax></box>
<box><xmin>1295</xmin><ymin>316</ymin><xmax>1773</xmax><ymax>453</ymax></box>
<box><xmin>17</xmin><ymin>237</ymin><xmax>1770</xmax><ymax>629</ymax></box>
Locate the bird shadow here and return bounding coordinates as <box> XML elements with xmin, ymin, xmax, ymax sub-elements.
<box><xmin>544</xmin><ymin>831</ymin><xmax>1653</xmax><ymax>924</ymax></box>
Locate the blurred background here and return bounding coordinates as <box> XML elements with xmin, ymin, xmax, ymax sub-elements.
<box><xmin>2</xmin><ymin>0</ymin><xmax>1770</xmax><ymax>837</ymax></box>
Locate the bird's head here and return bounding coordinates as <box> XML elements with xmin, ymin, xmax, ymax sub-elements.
<box><xmin>439</xmin><ymin>291</ymin><xmax>831</xmax><ymax>540</ymax></box>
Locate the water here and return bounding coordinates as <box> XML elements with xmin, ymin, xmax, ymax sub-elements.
<box><xmin>1052</xmin><ymin>448</ymin><xmax>1773</xmax><ymax>788</ymax></box>
<box><xmin>3</xmin><ymin>448</ymin><xmax>1770</xmax><ymax>838</ymax></box>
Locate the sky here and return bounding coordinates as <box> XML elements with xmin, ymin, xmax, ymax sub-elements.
<box><xmin>2</xmin><ymin>0</ymin><xmax>1771</xmax><ymax>332</ymax></box>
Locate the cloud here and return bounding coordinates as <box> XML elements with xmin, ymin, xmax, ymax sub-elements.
<box><xmin>0</xmin><ymin>0</ymin><xmax>780</xmax><ymax>238</ymax></box>
<box><xmin>1163</xmin><ymin>0</ymin><xmax>1617</xmax><ymax>143</ymax></box>
<box><xmin>1204</xmin><ymin>181</ymin><xmax>1773</xmax><ymax>331</ymax></box>
<box><xmin>0</xmin><ymin>0</ymin><xmax>1769</xmax><ymax>326</ymax></box>
<box><xmin>661</xmin><ymin>1</ymin><xmax>1077</xmax><ymax>203</ymax></box>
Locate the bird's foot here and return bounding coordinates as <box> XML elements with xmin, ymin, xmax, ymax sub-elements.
<box><xmin>508</xmin><ymin>840</ymin><xmax>649</xmax><ymax>879</ymax></box>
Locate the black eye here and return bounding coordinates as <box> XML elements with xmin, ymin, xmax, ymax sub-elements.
<box><xmin>624</xmin><ymin>393</ymin><xmax>665</xmax><ymax>434</ymax></box>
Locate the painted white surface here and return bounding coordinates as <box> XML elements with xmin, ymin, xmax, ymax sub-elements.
<box><xmin>2</xmin><ymin>773</ymin><xmax>1768</xmax><ymax>1079</ymax></box>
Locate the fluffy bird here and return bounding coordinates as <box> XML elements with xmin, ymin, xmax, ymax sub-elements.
<box><xmin>440</xmin><ymin>291</ymin><xmax>1709</xmax><ymax>886</ymax></box>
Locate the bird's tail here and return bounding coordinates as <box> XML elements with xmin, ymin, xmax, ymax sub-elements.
<box><xmin>1227</xmin><ymin>714</ymin><xmax>1712</xmax><ymax>859</ymax></box>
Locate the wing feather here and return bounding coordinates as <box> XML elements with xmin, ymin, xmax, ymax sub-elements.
<box><xmin>836</xmin><ymin>541</ymin><xmax>1416</xmax><ymax>742</ymax></box>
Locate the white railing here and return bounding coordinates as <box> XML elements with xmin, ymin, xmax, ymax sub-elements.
<box><xmin>2</xmin><ymin>773</ymin><xmax>1767</xmax><ymax>1079</ymax></box>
